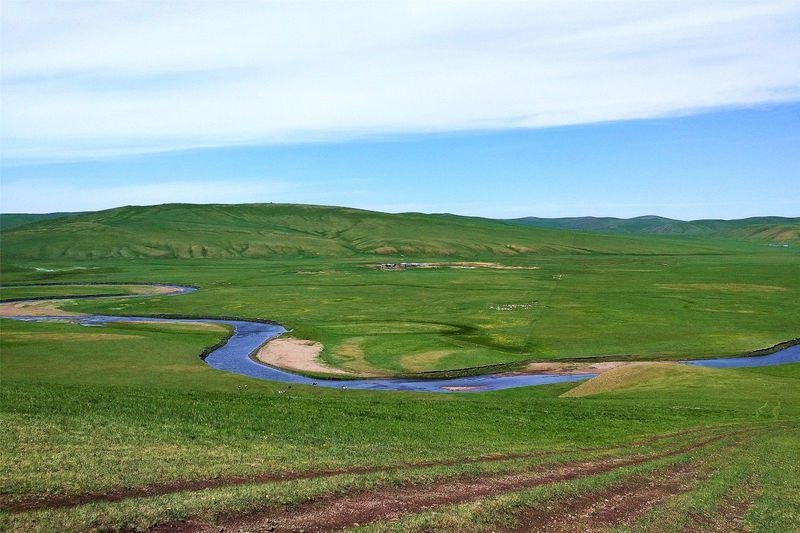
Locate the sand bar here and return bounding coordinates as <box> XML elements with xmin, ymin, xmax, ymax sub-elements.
<box><xmin>524</xmin><ymin>361</ymin><xmax>629</xmax><ymax>375</ymax></box>
<box><xmin>255</xmin><ymin>337</ymin><xmax>351</xmax><ymax>375</ymax></box>
<box><xmin>0</xmin><ymin>300</ymin><xmax>83</xmax><ymax>317</ymax></box>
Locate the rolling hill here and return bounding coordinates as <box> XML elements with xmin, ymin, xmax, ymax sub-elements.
<box><xmin>0</xmin><ymin>212</ymin><xmax>80</xmax><ymax>231</ymax></box>
<box><xmin>0</xmin><ymin>203</ymin><xmax>752</xmax><ymax>261</ymax></box>
<box><xmin>507</xmin><ymin>215</ymin><xmax>800</xmax><ymax>242</ymax></box>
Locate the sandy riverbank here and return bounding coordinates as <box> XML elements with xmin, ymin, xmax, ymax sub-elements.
<box><xmin>0</xmin><ymin>300</ymin><xmax>83</xmax><ymax>317</ymax></box>
<box><xmin>255</xmin><ymin>337</ymin><xmax>352</xmax><ymax>376</ymax></box>
<box><xmin>524</xmin><ymin>361</ymin><xmax>629</xmax><ymax>375</ymax></box>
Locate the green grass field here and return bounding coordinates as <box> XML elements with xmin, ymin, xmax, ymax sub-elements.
<box><xmin>0</xmin><ymin>204</ymin><xmax>798</xmax><ymax>531</ymax></box>
<box><xmin>1</xmin><ymin>316</ymin><xmax>798</xmax><ymax>531</ymax></box>
<box><xmin>0</xmin><ymin>283</ymin><xmax>171</xmax><ymax>301</ymax></box>
<box><xmin>2</xmin><ymin>203</ymin><xmax>782</xmax><ymax>260</ymax></box>
<box><xmin>2</xmin><ymin>253</ymin><xmax>798</xmax><ymax>375</ymax></box>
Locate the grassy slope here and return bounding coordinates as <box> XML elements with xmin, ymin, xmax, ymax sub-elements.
<box><xmin>0</xmin><ymin>203</ymin><xmax>749</xmax><ymax>260</ymax></box>
<box><xmin>0</xmin><ymin>203</ymin><xmax>798</xmax><ymax>530</ymax></box>
<box><xmin>0</xmin><ymin>212</ymin><xmax>79</xmax><ymax>231</ymax></box>
<box><xmin>508</xmin><ymin>215</ymin><xmax>800</xmax><ymax>242</ymax></box>
<box><xmin>0</xmin><ymin>316</ymin><xmax>797</xmax><ymax>531</ymax></box>
<box><xmin>2</xmin><ymin>203</ymin><xmax>797</xmax><ymax>374</ymax></box>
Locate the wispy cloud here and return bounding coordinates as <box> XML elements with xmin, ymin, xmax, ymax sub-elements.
<box><xmin>2</xmin><ymin>0</ymin><xmax>799</xmax><ymax>160</ymax></box>
<box><xmin>0</xmin><ymin>179</ymin><xmax>292</xmax><ymax>212</ymax></box>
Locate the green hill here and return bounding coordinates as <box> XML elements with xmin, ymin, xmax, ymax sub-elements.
<box><xmin>0</xmin><ymin>203</ymin><xmax>745</xmax><ymax>260</ymax></box>
<box><xmin>507</xmin><ymin>215</ymin><xmax>800</xmax><ymax>242</ymax></box>
<box><xmin>0</xmin><ymin>212</ymin><xmax>80</xmax><ymax>231</ymax></box>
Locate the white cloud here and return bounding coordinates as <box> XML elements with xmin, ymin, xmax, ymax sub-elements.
<box><xmin>2</xmin><ymin>0</ymin><xmax>799</xmax><ymax>159</ymax></box>
<box><xmin>0</xmin><ymin>179</ymin><xmax>292</xmax><ymax>212</ymax></box>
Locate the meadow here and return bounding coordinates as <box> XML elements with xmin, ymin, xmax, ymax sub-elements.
<box><xmin>0</xmin><ymin>204</ymin><xmax>798</xmax><ymax>531</ymax></box>
<box><xmin>2</xmin><ymin>252</ymin><xmax>798</xmax><ymax>376</ymax></box>
<box><xmin>1</xmin><ymin>311</ymin><xmax>798</xmax><ymax>531</ymax></box>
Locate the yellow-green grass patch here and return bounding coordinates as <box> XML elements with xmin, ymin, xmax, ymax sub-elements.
<box><xmin>657</xmin><ymin>283</ymin><xmax>788</xmax><ymax>293</ymax></box>
<box><xmin>399</xmin><ymin>350</ymin><xmax>455</xmax><ymax>372</ymax></box>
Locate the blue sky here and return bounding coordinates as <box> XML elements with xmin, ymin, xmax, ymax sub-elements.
<box><xmin>1</xmin><ymin>1</ymin><xmax>799</xmax><ymax>218</ymax></box>
<box><xmin>2</xmin><ymin>104</ymin><xmax>798</xmax><ymax>219</ymax></box>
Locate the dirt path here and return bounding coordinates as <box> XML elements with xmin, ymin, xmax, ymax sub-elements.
<box><xmin>3</xmin><ymin>426</ymin><xmax>721</xmax><ymax>514</ymax></box>
<box><xmin>512</xmin><ymin>461</ymin><xmax>706</xmax><ymax>532</ymax></box>
<box><xmin>0</xmin><ymin>427</ymin><xmax>719</xmax><ymax>514</ymax></box>
<box><xmin>183</xmin><ymin>433</ymin><xmax>734</xmax><ymax>532</ymax></box>
<box><xmin>684</xmin><ymin>491</ymin><xmax>757</xmax><ymax>533</ymax></box>
<box><xmin>510</xmin><ymin>432</ymin><xmax>759</xmax><ymax>532</ymax></box>
<box><xmin>0</xmin><ymin>450</ymin><xmax>565</xmax><ymax>514</ymax></box>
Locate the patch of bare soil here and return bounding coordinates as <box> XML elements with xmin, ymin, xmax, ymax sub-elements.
<box><xmin>512</xmin><ymin>463</ymin><xmax>705</xmax><ymax>532</ymax></box>
<box><xmin>512</xmin><ymin>433</ymin><xmax>758</xmax><ymax>533</ymax></box>
<box><xmin>374</xmin><ymin>262</ymin><xmax>539</xmax><ymax>271</ymax></box>
<box><xmin>684</xmin><ymin>490</ymin><xmax>757</xmax><ymax>533</ymax></box>
<box><xmin>0</xmin><ymin>300</ymin><xmax>82</xmax><ymax>317</ymax></box>
<box><xmin>524</xmin><ymin>361</ymin><xmax>629</xmax><ymax>376</ymax></box>
<box><xmin>255</xmin><ymin>338</ymin><xmax>351</xmax><ymax>375</ymax></box>
<box><xmin>126</xmin><ymin>284</ymin><xmax>187</xmax><ymax>295</ymax></box>
<box><xmin>445</xmin><ymin>262</ymin><xmax>540</xmax><ymax>270</ymax></box>
<box><xmin>0</xmin><ymin>450</ymin><xmax>554</xmax><ymax>513</ymax></box>
<box><xmin>190</xmin><ymin>434</ymin><xmax>731</xmax><ymax>532</ymax></box>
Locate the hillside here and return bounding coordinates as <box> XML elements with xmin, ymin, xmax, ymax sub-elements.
<box><xmin>507</xmin><ymin>215</ymin><xmax>800</xmax><ymax>242</ymax></box>
<box><xmin>0</xmin><ymin>203</ymin><xmax>742</xmax><ymax>261</ymax></box>
<box><xmin>0</xmin><ymin>212</ymin><xmax>79</xmax><ymax>231</ymax></box>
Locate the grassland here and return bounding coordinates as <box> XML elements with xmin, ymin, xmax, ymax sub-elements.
<box><xmin>0</xmin><ymin>212</ymin><xmax>79</xmax><ymax>231</ymax></box>
<box><xmin>0</xmin><ymin>315</ymin><xmax>798</xmax><ymax>531</ymax></box>
<box><xmin>2</xmin><ymin>253</ymin><xmax>797</xmax><ymax>375</ymax></box>
<box><xmin>0</xmin><ymin>203</ymin><xmax>798</xmax><ymax>530</ymax></box>
<box><xmin>0</xmin><ymin>203</ymin><xmax>768</xmax><ymax>260</ymax></box>
<box><xmin>0</xmin><ymin>283</ymin><xmax>175</xmax><ymax>301</ymax></box>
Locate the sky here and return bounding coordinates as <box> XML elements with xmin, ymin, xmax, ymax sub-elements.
<box><xmin>1</xmin><ymin>1</ymin><xmax>799</xmax><ymax>218</ymax></box>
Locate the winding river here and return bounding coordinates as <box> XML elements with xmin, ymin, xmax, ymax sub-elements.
<box><xmin>2</xmin><ymin>283</ymin><xmax>798</xmax><ymax>393</ymax></box>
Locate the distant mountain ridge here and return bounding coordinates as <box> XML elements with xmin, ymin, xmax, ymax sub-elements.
<box><xmin>0</xmin><ymin>203</ymin><xmax>761</xmax><ymax>261</ymax></box>
<box><xmin>506</xmin><ymin>215</ymin><xmax>800</xmax><ymax>242</ymax></box>
<box><xmin>1</xmin><ymin>204</ymin><xmax>796</xmax><ymax>261</ymax></box>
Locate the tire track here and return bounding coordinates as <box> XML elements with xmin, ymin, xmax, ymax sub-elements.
<box><xmin>1</xmin><ymin>427</ymin><xmax>719</xmax><ymax>513</ymax></box>
<box><xmin>500</xmin><ymin>431</ymin><xmax>758</xmax><ymax>533</ymax></box>
<box><xmin>507</xmin><ymin>432</ymin><xmax>759</xmax><ymax>532</ymax></box>
<box><xmin>176</xmin><ymin>431</ymin><xmax>739</xmax><ymax>532</ymax></box>
<box><xmin>510</xmin><ymin>461</ymin><xmax>706</xmax><ymax>532</ymax></box>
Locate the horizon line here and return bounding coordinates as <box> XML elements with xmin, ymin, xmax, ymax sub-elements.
<box><xmin>1</xmin><ymin>202</ymin><xmax>798</xmax><ymax>223</ymax></box>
